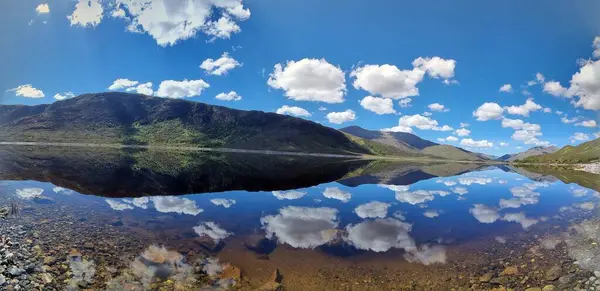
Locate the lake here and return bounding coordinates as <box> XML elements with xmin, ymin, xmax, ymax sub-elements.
<box><xmin>1</xmin><ymin>146</ymin><xmax>599</xmax><ymax>291</ymax></box>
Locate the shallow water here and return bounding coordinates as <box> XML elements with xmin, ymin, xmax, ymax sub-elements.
<box><xmin>1</xmin><ymin>146</ymin><xmax>599</xmax><ymax>290</ymax></box>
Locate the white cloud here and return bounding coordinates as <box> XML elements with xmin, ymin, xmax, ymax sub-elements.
<box><xmin>126</xmin><ymin>82</ymin><xmax>154</xmax><ymax>95</ymax></box>
<box><xmin>36</xmin><ymin>3</ymin><xmax>50</xmax><ymax>14</ymax></box>
<box><xmin>423</xmin><ymin>210</ymin><xmax>440</xmax><ymax>218</ymax></box>
<box><xmin>543</xmin><ymin>81</ymin><xmax>568</xmax><ymax>97</ymax></box>
<box><xmin>350</xmin><ymin>64</ymin><xmax>425</xmax><ymax>99</ymax></box>
<box><xmin>594</xmin><ymin>36</ymin><xmax>600</xmax><ymax>59</ymax></box>
<box><xmin>502</xmin><ymin>212</ymin><xmax>538</xmax><ymax>229</ymax></box>
<box><xmin>404</xmin><ymin>245</ymin><xmax>447</xmax><ymax>265</ymax></box>
<box><xmin>272</xmin><ymin>190</ymin><xmax>307</xmax><ymax>200</ymax></box>
<box><xmin>261</xmin><ymin>206</ymin><xmax>339</xmax><ymax>249</ymax></box>
<box><xmin>108</xmin><ymin>78</ymin><xmax>139</xmax><ymax>90</ymax></box>
<box><xmin>575</xmin><ymin>120</ymin><xmax>597</xmax><ymax>128</ymax></box>
<box><xmin>460</xmin><ymin>138</ymin><xmax>493</xmax><ymax>148</ymax></box>
<box><xmin>68</xmin><ymin>0</ymin><xmax>103</xmax><ymax>27</ymax></box>
<box><xmin>15</xmin><ymin>188</ymin><xmax>44</xmax><ymax>200</ymax></box>
<box><xmin>275</xmin><ymin>105</ymin><xmax>311</xmax><ymax>117</ymax></box>
<box><xmin>568</xmin><ymin>59</ymin><xmax>600</xmax><ymax>110</ymax></box>
<box><xmin>360</xmin><ymin>96</ymin><xmax>396</xmax><ymax>115</ymax></box>
<box><xmin>499</xmin><ymin>186</ymin><xmax>540</xmax><ymax>209</ymax></box>
<box><xmin>398</xmin><ymin>98</ymin><xmax>412</xmax><ymax>108</ymax></box>
<box><xmin>438</xmin><ymin>136</ymin><xmax>458</xmax><ymax>143</ymax></box>
<box><xmin>268</xmin><ymin>58</ymin><xmax>346</xmax><ymax>103</ymax></box>
<box><xmin>543</xmin><ymin>107</ymin><xmax>552</xmax><ymax>113</ymax></box>
<box><xmin>504</xmin><ymin>98</ymin><xmax>542</xmax><ymax>117</ymax></box>
<box><xmin>473</xmin><ymin>102</ymin><xmax>504</xmax><ymax>121</ymax></box>
<box><xmin>500</xmin><ymin>142</ymin><xmax>509</xmax><ymax>147</ymax></box>
<box><xmin>536</xmin><ymin>73</ymin><xmax>545</xmax><ymax>83</ymax></box>
<box><xmin>561</xmin><ymin>116</ymin><xmax>579</xmax><ymax>124</ymax></box>
<box><xmin>326</xmin><ymin>110</ymin><xmax>356</xmax><ymax>124</ymax></box>
<box><xmin>378</xmin><ymin>184</ymin><xmax>410</xmax><ymax>192</ymax></box>
<box><xmin>595</xmin><ymin>132</ymin><xmax>600</xmax><ymax>138</ymax></box>
<box><xmin>54</xmin><ymin>92</ymin><xmax>75</xmax><ymax>101</ymax></box>
<box><xmin>193</xmin><ymin>222</ymin><xmax>232</xmax><ymax>243</ymax></box>
<box><xmin>555</xmin><ymin>110</ymin><xmax>564</xmax><ymax>115</ymax></box>
<box><xmin>396</xmin><ymin>114</ymin><xmax>452</xmax><ymax>131</ymax></box>
<box><xmin>152</xmin><ymin>196</ymin><xmax>203</xmax><ymax>215</ymax></box>
<box><xmin>354</xmin><ymin>201</ymin><xmax>390</xmax><ymax>219</ymax></box>
<box><xmin>469</xmin><ymin>204</ymin><xmax>499</xmax><ymax>223</ymax></box>
<box><xmin>105</xmin><ymin>199</ymin><xmax>134</xmax><ymax>211</ymax></box>
<box><xmin>200</xmin><ymin>52</ymin><xmax>241</xmax><ymax>76</ymax></box>
<box><xmin>452</xmin><ymin>187</ymin><xmax>468</xmax><ymax>195</ymax></box>
<box><xmin>210</xmin><ymin>198</ymin><xmax>236</xmax><ymax>208</ymax></box>
<box><xmin>570</xmin><ymin>132</ymin><xmax>590</xmax><ymax>143</ymax></box>
<box><xmin>394</xmin><ymin>190</ymin><xmax>451</xmax><ymax>205</ymax></box>
<box><xmin>423</xmin><ymin>111</ymin><xmax>432</xmax><ymax>117</ymax></box>
<box><xmin>428</xmin><ymin>103</ymin><xmax>449</xmax><ymax>112</ymax></box>
<box><xmin>499</xmin><ymin>84</ymin><xmax>513</xmax><ymax>93</ymax></box>
<box><xmin>156</xmin><ymin>79</ymin><xmax>209</xmax><ymax>98</ymax></box>
<box><xmin>458</xmin><ymin>177</ymin><xmax>493</xmax><ymax>185</ymax></box>
<box><xmin>412</xmin><ymin>56</ymin><xmax>457</xmax><ymax>81</ymax></box>
<box><xmin>7</xmin><ymin>84</ymin><xmax>45</xmax><ymax>98</ymax></box>
<box><xmin>381</xmin><ymin>125</ymin><xmax>413</xmax><ymax>133</ymax></box>
<box><xmin>323</xmin><ymin>187</ymin><xmax>351</xmax><ymax>203</ymax></box>
<box><xmin>345</xmin><ymin>218</ymin><xmax>415</xmax><ymax>253</ymax></box>
<box><xmin>131</xmin><ymin>197</ymin><xmax>149</xmax><ymax>209</ymax></box>
<box><xmin>318</xmin><ymin>106</ymin><xmax>327</xmax><ymax>111</ymax></box>
<box><xmin>215</xmin><ymin>91</ymin><xmax>242</xmax><ymax>101</ymax></box>
<box><xmin>111</xmin><ymin>7</ymin><xmax>126</xmax><ymax>18</ymax></box>
<box><xmin>460</xmin><ymin>122</ymin><xmax>470</xmax><ymax>128</ymax></box>
<box><xmin>455</xmin><ymin>128</ymin><xmax>470</xmax><ymax>137</ymax></box>
<box><xmin>501</xmin><ymin>118</ymin><xmax>541</xmax><ymax>131</ymax></box>
<box><xmin>113</xmin><ymin>0</ymin><xmax>250</xmax><ymax>46</ymax></box>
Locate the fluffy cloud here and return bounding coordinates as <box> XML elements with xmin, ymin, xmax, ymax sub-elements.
<box><xmin>396</xmin><ymin>114</ymin><xmax>453</xmax><ymax>131</ymax></box>
<box><xmin>504</xmin><ymin>98</ymin><xmax>542</xmax><ymax>117</ymax></box>
<box><xmin>499</xmin><ymin>84</ymin><xmax>513</xmax><ymax>93</ymax></box>
<box><xmin>36</xmin><ymin>3</ymin><xmax>50</xmax><ymax>14</ymax></box>
<box><xmin>261</xmin><ymin>206</ymin><xmax>339</xmax><ymax>249</ymax></box>
<box><xmin>561</xmin><ymin>116</ymin><xmax>579</xmax><ymax>124</ymax></box>
<box><xmin>452</xmin><ymin>187</ymin><xmax>468</xmax><ymax>195</ymax></box>
<box><xmin>360</xmin><ymin>96</ymin><xmax>396</xmax><ymax>115</ymax></box>
<box><xmin>111</xmin><ymin>0</ymin><xmax>250</xmax><ymax>46</ymax></box>
<box><xmin>423</xmin><ymin>210</ymin><xmax>440</xmax><ymax>218</ymax></box>
<box><xmin>156</xmin><ymin>79</ymin><xmax>209</xmax><ymax>98</ymax></box>
<box><xmin>152</xmin><ymin>196</ymin><xmax>203</xmax><ymax>215</ymax></box>
<box><xmin>543</xmin><ymin>81</ymin><xmax>568</xmax><ymax>97</ymax></box>
<box><xmin>404</xmin><ymin>245</ymin><xmax>447</xmax><ymax>265</ymax></box>
<box><xmin>275</xmin><ymin>105</ymin><xmax>311</xmax><ymax>117</ymax></box>
<box><xmin>500</xmin><ymin>142</ymin><xmax>509</xmax><ymax>147</ymax></box>
<box><xmin>575</xmin><ymin>120</ymin><xmax>597</xmax><ymax>128</ymax></box>
<box><xmin>105</xmin><ymin>199</ymin><xmax>134</xmax><ymax>211</ymax></box>
<box><xmin>68</xmin><ymin>0</ymin><xmax>103</xmax><ymax>27</ymax></box>
<box><xmin>412</xmin><ymin>57</ymin><xmax>456</xmax><ymax>79</ymax></box>
<box><xmin>460</xmin><ymin>122</ymin><xmax>470</xmax><ymax>128</ymax></box>
<box><xmin>210</xmin><ymin>198</ymin><xmax>236</xmax><ymax>208</ymax></box>
<box><xmin>126</xmin><ymin>82</ymin><xmax>154</xmax><ymax>95</ymax></box>
<box><xmin>394</xmin><ymin>190</ymin><xmax>450</xmax><ymax>205</ymax></box>
<box><xmin>215</xmin><ymin>91</ymin><xmax>242</xmax><ymax>101</ymax></box>
<box><xmin>570</xmin><ymin>132</ymin><xmax>590</xmax><ymax>143</ymax></box>
<box><xmin>460</xmin><ymin>138</ymin><xmax>493</xmax><ymax>148</ymax></box>
<box><xmin>473</xmin><ymin>102</ymin><xmax>504</xmax><ymax>121</ymax></box>
<box><xmin>15</xmin><ymin>188</ymin><xmax>44</xmax><ymax>200</ymax></box>
<box><xmin>381</xmin><ymin>125</ymin><xmax>413</xmax><ymax>133</ymax></box>
<box><xmin>326</xmin><ymin>110</ymin><xmax>356</xmax><ymax>124</ymax></box>
<box><xmin>398</xmin><ymin>98</ymin><xmax>412</xmax><ymax>108</ymax></box>
<box><xmin>354</xmin><ymin>201</ymin><xmax>390</xmax><ymax>219</ymax></box>
<box><xmin>108</xmin><ymin>78</ymin><xmax>139</xmax><ymax>90</ymax></box>
<box><xmin>458</xmin><ymin>177</ymin><xmax>493</xmax><ymax>185</ymax></box>
<box><xmin>345</xmin><ymin>218</ymin><xmax>415</xmax><ymax>252</ymax></box>
<box><xmin>470</xmin><ymin>204</ymin><xmax>499</xmax><ymax>223</ymax></box>
<box><xmin>200</xmin><ymin>52</ymin><xmax>241</xmax><ymax>76</ymax></box>
<box><xmin>428</xmin><ymin>103</ymin><xmax>449</xmax><ymax>112</ymax></box>
<box><xmin>502</xmin><ymin>212</ymin><xmax>538</xmax><ymax>229</ymax></box>
<box><xmin>54</xmin><ymin>92</ymin><xmax>75</xmax><ymax>101</ymax></box>
<box><xmin>543</xmin><ymin>107</ymin><xmax>552</xmax><ymax>113</ymax></box>
<box><xmin>7</xmin><ymin>84</ymin><xmax>45</xmax><ymax>98</ymax></box>
<box><xmin>268</xmin><ymin>58</ymin><xmax>346</xmax><ymax>103</ymax></box>
<box><xmin>568</xmin><ymin>60</ymin><xmax>600</xmax><ymax>110</ymax></box>
<box><xmin>501</xmin><ymin>118</ymin><xmax>541</xmax><ymax>131</ymax></box>
<box><xmin>272</xmin><ymin>190</ymin><xmax>307</xmax><ymax>200</ymax></box>
<box><xmin>193</xmin><ymin>222</ymin><xmax>232</xmax><ymax>243</ymax></box>
<box><xmin>455</xmin><ymin>128</ymin><xmax>470</xmax><ymax>137</ymax></box>
<box><xmin>502</xmin><ymin>118</ymin><xmax>548</xmax><ymax>146</ymax></box>
<box><xmin>438</xmin><ymin>136</ymin><xmax>458</xmax><ymax>143</ymax></box>
<box><xmin>594</xmin><ymin>36</ymin><xmax>600</xmax><ymax>59</ymax></box>
<box><xmin>499</xmin><ymin>186</ymin><xmax>540</xmax><ymax>209</ymax></box>
<box><xmin>322</xmin><ymin>187</ymin><xmax>351</xmax><ymax>203</ymax></box>
<box><xmin>350</xmin><ymin>64</ymin><xmax>425</xmax><ymax>99</ymax></box>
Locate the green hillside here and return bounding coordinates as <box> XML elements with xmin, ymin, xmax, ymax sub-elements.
<box><xmin>521</xmin><ymin>138</ymin><xmax>600</xmax><ymax>164</ymax></box>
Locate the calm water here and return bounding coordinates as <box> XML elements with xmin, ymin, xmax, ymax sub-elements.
<box><xmin>1</xmin><ymin>146</ymin><xmax>599</xmax><ymax>290</ymax></box>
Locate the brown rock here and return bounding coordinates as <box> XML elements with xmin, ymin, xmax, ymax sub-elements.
<box><xmin>480</xmin><ymin>272</ymin><xmax>494</xmax><ymax>283</ymax></box>
<box><xmin>220</xmin><ymin>264</ymin><xmax>242</xmax><ymax>281</ymax></box>
<box><xmin>500</xmin><ymin>266</ymin><xmax>519</xmax><ymax>276</ymax></box>
<box><xmin>269</xmin><ymin>268</ymin><xmax>283</xmax><ymax>284</ymax></box>
<box><xmin>544</xmin><ymin>265</ymin><xmax>561</xmax><ymax>281</ymax></box>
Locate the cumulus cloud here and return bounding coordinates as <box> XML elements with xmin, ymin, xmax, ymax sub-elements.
<box><xmin>215</xmin><ymin>91</ymin><xmax>242</xmax><ymax>101</ymax></box>
<box><xmin>460</xmin><ymin>122</ymin><xmax>470</xmax><ymax>128</ymax></box>
<box><xmin>272</xmin><ymin>190</ymin><xmax>307</xmax><ymax>200</ymax></box>
<box><xmin>152</xmin><ymin>196</ymin><xmax>203</xmax><ymax>215</ymax></box>
<box><xmin>575</xmin><ymin>120</ymin><xmax>597</xmax><ymax>128</ymax></box>
<box><xmin>398</xmin><ymin>98</ymin><xmax>412</xmax><ymax>108</ymax></box>
<box><xmin>561</xmin><ymin>116</ymin><xmax>579</xmax><ymax>124</ymax></box>
<box><xmin>322</xmin><ymin>187</ymin><xmax>351</xmax><ymax>203</ymax></box>
<box><xmin>54</xmin><ymin>92</ymin><xmax>75</xmax><ymax>101</ymax></box>
<box><xmin>543</xmin><ymin>81</ymin><xmax>568</xmax><ymax>97</ymax></box>
<box><xmin>469</xmin><ymin>204</ymin><xmax>500</xmax><ymax>223</ymax></box>
<box><xmin>261</xmin><ymin>206</ymin><xmax>339</xmax><ymax>249</ymax></box>
<box><xmin>326</xmin><ymin>110</ymin><xmax>356</xmax><ymax>124</ymax></box>
<box><xmin>393</xmin><ymin>114</ymin><xmax>453</xmax><ymax>131</ymax></box>
<box><xmin>404</xmin><ymin>245</ymin><xmax>447</xmax><ymax>265</ymax></box>
<box><xmin>460</xmin><ymin>138</ymin><xmax>493</xmax><ymax>148</ymax></box>
<box><xmin>108</xmin><ymin>78</ymin><xmax>139</xmax><ymax>90</ymax></box>
<box><xmin>412</xmin><ymin>57</ymin><xmax>456</xmax><ymax>80</ymax></box>
<box><xmin>423</xmin><ymin>210</ymin><xmax>440</xmax><ymax>218</ymax></box>
<box><xmin>345</xmin><ymin>218</ymin><xmax>415</xmax><ymax>252</ymax></box>
<box><xmin>458</xmin><ymin>177</ymin><xmax>493</xmax><ymax>185</ymax></box>
<box><xmin>381</xmin><ymin>125</ymin><xmax>413</xmax><ymax>133</ymax></box>
<box><xmin>354</xmin><ymin>201</ymin><xmax>390</xmax><ymax>219</ymax></box>
<box><xmin>68</xmin><ymin>0</ymin><xmax>103</xmax><ymax>27</ymax></box>
<box><xmin>499</xmin><ymin>186</ymin><xmax>540</xmax><ymax>209</ymax></box>
<box><xmin>350</xmin><ymin>64</ymin><xmax>425</xmax><ymax>99</ymax></box>
<box><xmin>594</xmin><ymin>36</ymin><xmax>600</xmax><ymax>59</ymax></box>
<box><xmin>500</xmin><ymin>142</ymin><xmax>509</xmax><ymax>147</ymax></box>
<box><xmin>360</xmin><ymin>96</ymin><xmax>396</xmax><ymax>115</ymax></box>
<box><xmin>7</xmin><ymin>84</ymin><xmax>45</xmax><ymax>98</ymax></box>
<box><xmin>275</xmin><ymin>105</ymin><xmax>311</xmax><ymax>117</ymax></box>
<box><xmin>502</xmin><ymin>212</ymin><xmax>538</xmax><ymax>229</ymax></box>
<box><xmin>504</xmin><ymin>98</ymin><xmax>542</xmax><ymax>117</ymax></box>
<box><xmin>570</xmin><ymin>132</ymin><xmax>590</xmax><ymax>143</ymax></box>
<box><xmin>428</xmin><ymin>103</ymin><xmax>449</xmax><ymax>112</ymax></box>
<box><xmin>193</xmin><ymin>222</ymin><xmax>232</xmax><ymax>243</ymax></box>
<box><xmin>36</xmin><ymin>3</ymin><xmax>50</xmax><ymax>14</ymax></box>
<box><xmin>156</xmin><ymin>79</ymin><xmax>209</xmax><ymax>98</ymax></box>
<box><xmin>268</xmin><ymin>58</ymin><xmax>346</xmax><ymax>103</ymax></box>
<box><xmin>126</xmin><ymin>82</ymin><xmax>154</xmax><ymax>95</ymax></box>
<box><xmin>455</xmin><ymin>128</ymin><xmax>470</xmax><ymax>137</ymax></box>
<box><xmin>15</xmin><ymin>188</ymin><xmax>44</xmax><ymax>200</ymax></box>
<box><xmin>200</xmin><ymin>52</ymin><xmax>241</xmax><ymax>76</ymax></box>
<box><xmin>106</xmin><ymin>199</ymin><xmax>134</xmax><ymax>211</ymax></box>
<box><xmin>452</xmin><ymin>187</ymin><xmax>468</xmax><ymax>195</ymax></box>
<box><xmin>438</xmin><ymin>136</ymin><xmax>458</xmax><ymax>143</ymax></box>
<box><xmin>569</xmin><ymin>59</ymin><xmax>600</xmax><ymax>110</ymax></box>
<box><xmin>395</xmin><ymin>190</ymin><xmax>450</xmax><ymax>205</ymax></box>
<box><xmin>210</xmin><ymin>198</ymin><xmax>236</xmax><ymax>208</ymax></box>
<box><xmin>499</xmin><ymin>84</ymin><xmax>513</xmax><ymax>92</ymax></box>
<box><xmin>501</xmin><ymin>118</ymin><xmax>540</xmax><ymax>131</ymax></box>
<box><xmin>473</xmin><ymin>102</ymin><xmax>504</xmax><ymax>121</ymax></box>
<box><xmin>111</xmin><ymin>0</ymin><xmax>250</xmax><ymax>46</ymax></box>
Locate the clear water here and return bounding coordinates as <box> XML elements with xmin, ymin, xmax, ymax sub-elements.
<box><xmin>1</xmin><ymin>146</ymin><xmax>599</xmax><ymax>290</ymax></box>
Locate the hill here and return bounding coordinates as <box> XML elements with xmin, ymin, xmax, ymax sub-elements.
<box><xmin>339</xmin><ymin>126</ymin><xmax>487</xmax><ymax>161</ymax></box>
<box><xmin>0</xmin><ymin>92</ymin><xmax>377</xmax><ymax>155</ymax></box>
<box><xmin>521</xmin><ymin>139</ymin><xmax>600</xmax><ymax>164</ymax></box>
<box><xmin>497</xmin><ymin>146</ymin><xmax>559</xmax><ymax>162</ymax></box>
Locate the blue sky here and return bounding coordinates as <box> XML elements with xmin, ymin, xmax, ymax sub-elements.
<box><xmin>1</xmin><ymin>0</ymin><xmax>599</xmax><ymax>155</ymax></box>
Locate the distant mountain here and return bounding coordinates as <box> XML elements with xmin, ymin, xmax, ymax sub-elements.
<box><xmin>0</xmin><ymin>92</ymin><xmax>376</xmax><ymax>155</ymax></box>
<box><xmin>339</xmin><ymin>126</ymin><xmax>487</xmax><ymax>161</ymax></box>
<box><xmin>522</xmin><ymin>139</ymin><xmax>600</xmax><ymax>164</ymax></box>
<box><xmin>497</xmin><ymin>146</ymin><xmax>559</xmax><ymax>162</ymax></box>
